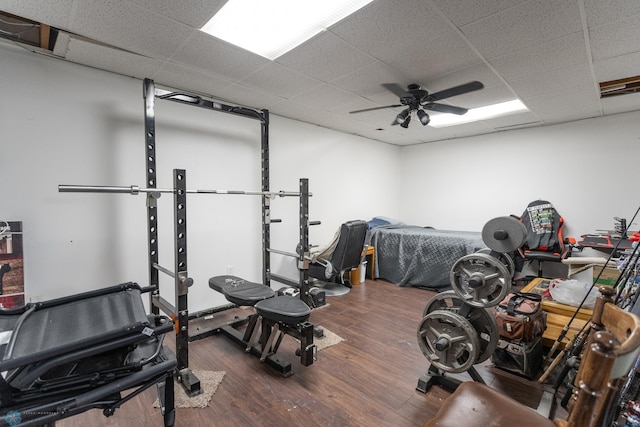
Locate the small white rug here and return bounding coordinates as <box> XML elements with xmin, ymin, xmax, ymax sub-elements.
<box><xmin>154</xmin><ymin>370</ymin><xmax>225</xmax><ymax>409</ymax></box>
<box><xmin>315</xmin><ymin>327</ymin><xmax>345</xmax><ymax>351</ymax></box>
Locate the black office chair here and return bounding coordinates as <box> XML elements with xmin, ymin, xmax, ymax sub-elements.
<box><xmin>517</xmin><ymin>200</ymin><xmax>575</xmax><ymax>278</ymax></box>
<box><xmin>308</xmin><ymin>220</ymin><xmax>368</xmax><ymax>289</ymax></box>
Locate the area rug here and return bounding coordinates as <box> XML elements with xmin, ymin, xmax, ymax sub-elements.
<box><xmin>315</xmin><ymin>327</ymin><xmax>344</xmax><ymax>351</ymax></box>
<box><xmin>154</xmin><ymin>370</ymin><xmax>225</xmax><ymax>409</ymax></box>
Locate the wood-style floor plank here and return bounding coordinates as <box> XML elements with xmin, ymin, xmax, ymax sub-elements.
<box><xmin>57</xmin><ymin>279</ymin><xmax>548</xmax><ymax>426</ymax></box>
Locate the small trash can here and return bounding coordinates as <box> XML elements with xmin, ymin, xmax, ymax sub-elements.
<box><xmin>360</xmin><ymin>261</ymin><xmax>367</xmax><ymax>283</ymax></box>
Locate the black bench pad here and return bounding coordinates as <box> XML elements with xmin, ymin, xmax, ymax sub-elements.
<box><xmin>254</xmin><ymin>296</ymin><xmax>311</xmax><ymax>324</ymax></box>
<box><xmin>209</xmin><ymin>275</ymin><xmax>275</xmax><ymax>306</ymax></box>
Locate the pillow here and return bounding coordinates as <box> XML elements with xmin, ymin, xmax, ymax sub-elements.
<box><xmin>367</xmin><ymin>218</ymin><xmax>390</xmax><ymax>229</ymax></box>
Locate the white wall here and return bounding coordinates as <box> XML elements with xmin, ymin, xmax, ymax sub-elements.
<box><xmin>400</xmin><ymin>112</ymin><xmax>640</xmax><ymax>244</ymax></box>
<box><xmin>0</xmin><ymin>42</ymin><xmax>401</xmax><ymax>310</ymax></box>
<box><xmin>4</xmin><ymin>39</ymin><xmax>638</xmax><ymax>308</ymax></box>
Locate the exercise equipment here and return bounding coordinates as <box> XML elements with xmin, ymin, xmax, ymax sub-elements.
<box><xmin>481</xmin><ymin>216</ymin><xmax>527</xmax><ymax>253</ymax></box>
<box><xmin>208</xmin><ymin>275</ymin><xmax>315</xmax><ymax>376</ymax></box>
<box><xmin>422</xmin><ymin>290</ymin><xmax>499</xmax><ymax>365</ymax></box>
<box><xmin>417</xmin><ymin>215</ymin><xmax>526</xmax><ymax>393</ymax></box>
<box><xmin>449</xmin><ymin>252</ymin><xmax>511</xmax><ymax>308</ymax></box>
<box><xmin>59</xmin><ymin>78</ymin><xmax>319</xmax><ymax>395</ymax></box>
<box><xmin>0</xmin><ymin>282</ymin><xmax>176</xmax><ymax>426</ymax></box>
<box><xmin>424</xmin><ymin>286</ymin><xmax>640</xmax><ymax>427</ymax></box>
<box><xmin>59</xmin><ymin>185</ymin><xmax>305</xmax><ymax>198</ymax></box>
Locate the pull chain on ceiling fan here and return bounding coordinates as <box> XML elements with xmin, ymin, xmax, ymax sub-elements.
<box><xmin>350</xmin><ymin>81</ymin><xmax>484</xmax><ymax>128</ymax></box>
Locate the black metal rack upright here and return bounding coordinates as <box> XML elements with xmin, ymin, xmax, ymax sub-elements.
<box><xmin>141</xmin><ymin>78</ymin><xmax>314</xmax><ymax>394</ymax></box>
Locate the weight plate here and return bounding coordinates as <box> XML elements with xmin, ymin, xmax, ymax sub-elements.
<box><xmin>450</xmin><ymin>252</ymin><xmax>511</xmax><ymax>308</ymax></box>
<box><xmin>422</xmin><ymin>290</ymin><xmax>464</xmax><ymax>316</ymax></box>
<box><xmin>422</xmin><ymin>291</ymin><xmax>498</xmax><ymax>364</ymax></box>
<box><xmin>482</xmin><ymin>216</ymin><xmax>527</xmax><ymax>253</ymax></box>
<box><xmin>477</xmin><ymin>248</ymin><xmax>515</xmax><ymax>279</ymax></box>
<box><xmin>417</xmin><ymin>309</ymin><xmax>481</xmax><ymax>373</ymax></box>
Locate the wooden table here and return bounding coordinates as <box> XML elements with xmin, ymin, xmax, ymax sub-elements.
<box><xmin>521</xmin><ymin>278</ymin><xmax>592</xmax><ymax>349</ymax></box>
<box><xmin>349</xmin><ymin>245</ymin><xmax>375</xmax><ymax>285</ymax></box>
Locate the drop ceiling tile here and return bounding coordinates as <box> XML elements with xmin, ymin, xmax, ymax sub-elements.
<box><xmin>292</xmin><ymin>84</ymin><xmax>363</xmax><ymax>112</ymax></box>
<box><xmin>482</xmin><ymin>111</ymin><xmax>542</xmax><ymax>130</ymax></box>
<box><xmin>348</xmin><ymin>105</ymin><xmax>401</xmax><ymax>127</ymax></box>
<box><xmin>447</xmin><ymin>121</ymin><xmax>496</xmax><ymax>138</ymax></box>
<box><xmin>330</xmin><ymin>62</ymin><xmax>408</xmax><ymax>99</ymax></box>
<box><xmin>506</xmin><ymin>64</ymin><xmax>595</xmax><ymax>99</ymax></box>
<box><xmin>593</xmin><ymin>52</ymin><xmax>640</xmax><ymax>82</ymax></box>
<box><xmin>276</xmin><ymin>31</ymin><xmax>376</xmax><ymax>83</ymax></box>
<box><xmin>217</xmin><ymin>83</ymin><xmax>286</xmax><ymax>110</ymax></box>
<box><xmin>489</xmin><ymin>32</ymin><xmax>589</xmax><ymax>82</ymax></box>
<box><xmin>589</xmin><ymin>15</ymin><xmax>640</xmax><ymax>61</ymax></box>
<box><xmin>128</xmin><ymin>0</ymin><xmax>226</xmax><ymax>28</ymax></box>
<box><xmin>461</xmin><ymin>0</ymin><xmax>582</xmax><ymax>59</ymax></box>
<box><xmin>414</xmin><ymin>127</ymin><xmax>461</xmax><ymax>144</ymax></box>
<box><xmin>381</xmin><ymin>33</ymin><xmax>482</xmax><ymax>84</ymax></box>
<box><xmin>584</xmin><ymin>0</ymin><xmax>640</xmax><ymax>28</ymax></box>
<box><xmin>153</xmin><ymin>62</ymin><xmax>236</xmax><ymax>98</ymax></box>
<box><xmin>1</xmin><ymin>0</ymin><xmax>74</xmax><ymax>29</ymax></box>
<box><xmin>329</xmin><ymin>0</ymin><xmax>452</xmax><ymax>62</ymax></box>
<box><xmin>600</xmin><ymin>93</ymin><xmax>640</xmax><ymax>115</ymax></box>
<box><xmin>431</xmin><ymin>0</ymin><xmax>528</xmax><ymax>27</ymax></box>
<box><xmin>522</xmin><ymin>84</ymin><xmax>601</xmax><ymax>123</ymax></box>
<box><xmin>269</xmin><ymin>99</ymin><xmax>341</xmax><ymax>128</ymax></box>
<box><xmin>65</xmin><ymin>37</ymin><xmax>162</xmax><ymax>80</ymax></box>
<box><xmin>427</xmin><ymin>63</ymin><xmax>504</xmax><ymax>93</ymax></box>
<box><xmin>69</xmin><ymin>0</ymin><xmax>193</xmax><ymax>60</ymax></box>
<box><xmin>240</xmin><ymin>63</ymin><xmax>322</xmax><ymax>99</ymax></box>
<box><xmin>171</xmin><ymin>31</ymin><xmax>270</xmax><ymax>81</ymax></box>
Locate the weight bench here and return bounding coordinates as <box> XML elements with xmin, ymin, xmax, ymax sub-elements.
<box><xmin>0</xmin><ymin>282</ymin><xmax>176</xmax><ymax>427</ymax></box>
<box><xmin>209</xmin><ymin>275</ymin><xmax>316</xmax><ymax>376</ymax></box>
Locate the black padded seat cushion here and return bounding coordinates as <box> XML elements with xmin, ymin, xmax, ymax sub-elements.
<box><xmin>254</xmin><ymin>296</ymin><xmax>311</xmax><ymax>324</ymax></box>
<box><xmin>209</xmin><ymin>275</ymin><xmax>275</xmax><ymax>306</ymax></box>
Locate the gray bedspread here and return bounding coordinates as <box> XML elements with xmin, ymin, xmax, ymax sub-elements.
<box><xmin>370</xmin><ymin>225</ymin><xmax>486</xmax><ymax>289</ymax></box>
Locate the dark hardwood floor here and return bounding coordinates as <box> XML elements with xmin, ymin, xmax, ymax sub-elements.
<box><xmin>59</xmin><ymin>279</ymin><xmax>552</xmax><ymax>426</ymax></box>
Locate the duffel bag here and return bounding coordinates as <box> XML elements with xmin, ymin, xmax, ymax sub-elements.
<box><xmin>494</xmin><ymin>291</ymin><xmax>546</xmax><ymax>342</ymax></box>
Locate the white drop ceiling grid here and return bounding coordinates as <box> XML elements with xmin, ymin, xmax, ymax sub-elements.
<box><xmin>1</xmin><ymin>0</ymin><xmax>639</xmax><ymax>146</ymax></box>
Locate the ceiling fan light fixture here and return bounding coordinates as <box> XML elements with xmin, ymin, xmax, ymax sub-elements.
<box><xmin>417</xmin><ymin>109</ymin><xmax>430</xmax><ymax>126</ymax></box>
<box><xmin>399</xmin><ymin>115</ymin><xmax>411</xmax><ymax>128</ymax></box>
<box><xmin>396</xmin><ymin>108</ymin><xmax>410</xmax><ymax>125</ymax></box>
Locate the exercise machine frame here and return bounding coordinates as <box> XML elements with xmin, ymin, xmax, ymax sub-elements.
<box><xmin>142</xmin><ymin>80</ymin><xmax>316</xmax><ymax>384</ymax></box>
<box><xmin>59</xmin><ymin>79</ymin><xmax>318</xmax><ymax>389</ymax></box>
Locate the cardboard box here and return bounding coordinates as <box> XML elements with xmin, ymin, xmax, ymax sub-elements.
<box><xmin>594</xmin><ymin>266</ymin><xmax>620</xmax><ymax>287</ymax></box>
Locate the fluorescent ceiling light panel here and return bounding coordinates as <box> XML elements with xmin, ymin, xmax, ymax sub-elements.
<box><xmin>429</xmin><ymin>100</ymin><xmax>528</xmax><ymax>128</ymax></box>
<box><xmin>201</xmin><ymin>0</ymin><xmax>374</xmax><ymax>60</ymax></box>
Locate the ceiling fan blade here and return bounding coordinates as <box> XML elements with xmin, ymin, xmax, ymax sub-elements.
<box><xmin>349</xmin><ymin>104</ymin><xmax>403</xmax><ymax>114</ymax></box>
<box><xmin>426</xmin><ymin>81</ymin><xmax>484</xmax><ymax>102</ymax></box>
<box><xmin>381</xmin><ymin>83</ymin><xmax>410</xmax><ymax>98</ymax></box>
<box><xmin>424</xmin><ymin>103</ymin><xmax>468</xmax><ymax>115</ymax></box>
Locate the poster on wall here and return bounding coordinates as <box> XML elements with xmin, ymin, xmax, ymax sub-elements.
<box><xmin>0</xmin><ymin>220</ymin><xmax>25</xmax><ymax>308</ymax></box>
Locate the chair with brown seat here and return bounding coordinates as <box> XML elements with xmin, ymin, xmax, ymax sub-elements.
<box><xmin>424</xmin><ymin>286</ymin><xmax>640</xmax><ymax>427</ymax></box>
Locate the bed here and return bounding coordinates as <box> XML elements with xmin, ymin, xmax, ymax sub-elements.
<box><xmin>370</xmin><ymin>225</ymin><xmax>486</xmax><ymax>289</ymax></box>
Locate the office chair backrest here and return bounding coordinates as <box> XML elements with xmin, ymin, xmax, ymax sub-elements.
<box><xmin>329</xmin><ymin>220</ymin><xmax>368</xmax><ymax>272</ymax></box>
<box><xmin>520</xmin><ymin>200</ymin><xmax>564</xmax><ymax>252</ymax></box>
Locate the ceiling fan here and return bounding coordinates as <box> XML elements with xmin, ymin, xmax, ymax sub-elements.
<box><xmin>350</xmin><ymin>81</ymin><xmax>484</xmax><ymax>128</ymax></box>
